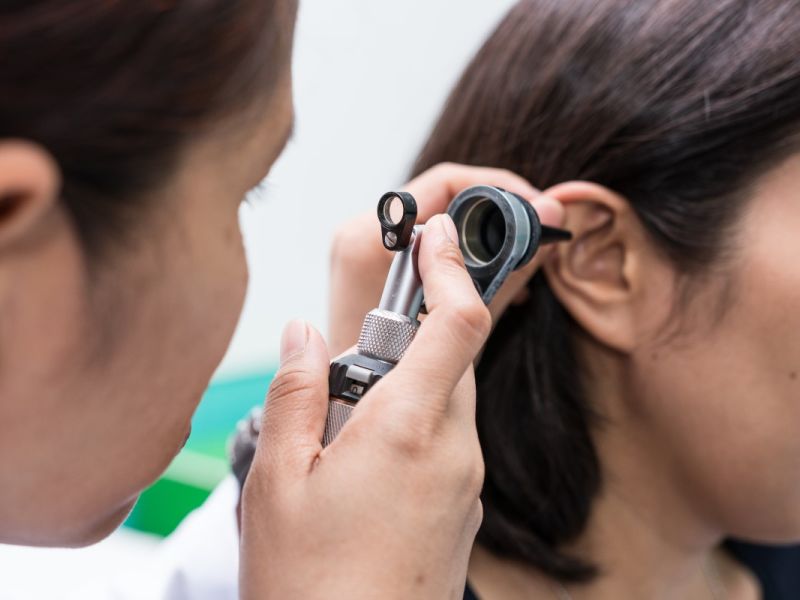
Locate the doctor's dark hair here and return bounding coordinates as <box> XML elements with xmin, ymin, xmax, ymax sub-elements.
<box><xmin>0</xmin><ymin>0</ymin><xmax>292</xmax><ymax>249</ymax></box>
<box><xmin>414</xmin><ymin>0</ymin><xmax>800</xmax><ymax>583</ymax></box>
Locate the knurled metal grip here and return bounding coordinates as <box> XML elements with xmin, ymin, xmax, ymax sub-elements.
<box><xmin>322</xmin><ymin>398</ymin><xmax>356</xmax><ymax>447</ymax></box>
<box><xmin>322</xmin><ymin>310</ymin><xmax>420</xmax><ymax>447</ymax></box>
<box><xmin>357</xmin><ymin>309</ymin><xmax>420</xmax><ymax>363</ymax></box>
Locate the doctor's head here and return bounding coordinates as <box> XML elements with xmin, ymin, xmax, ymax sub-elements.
<box><xmin>0</xmin><ymin>0</ymin><xmax>296</xmax><ymax>546</ymax></box>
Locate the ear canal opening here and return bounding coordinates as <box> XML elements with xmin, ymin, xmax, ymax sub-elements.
<box><xmin>0</xmin><ymin>192</ymin><xmax>28</xmax><ymax>220</ymax></box>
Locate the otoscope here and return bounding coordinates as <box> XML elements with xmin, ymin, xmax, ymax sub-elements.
<box><xmin>229</xmin><ymin>186</ymin><xmax>572</xmax><ymax>477</ymax></box>
<box><xmin>322</xmin><ymin>185</ymin><xmax>571</xmax><ymax>445</ymax></box>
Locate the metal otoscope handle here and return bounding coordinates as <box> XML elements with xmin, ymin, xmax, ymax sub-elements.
<box><xmin>324</xmin><ymin>191</ymin><xmax>423</xmax><ymax>446</ymax></box>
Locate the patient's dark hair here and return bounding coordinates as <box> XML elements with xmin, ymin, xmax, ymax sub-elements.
<box><xmin>414</xmin><ymin>0</ymin><xmax>800</xmax><ymax>582</ymax></box>
<box><xmin>0</xmin><ymin>0</ymin><xmax>291</xmax><ymax>249</ymax></box>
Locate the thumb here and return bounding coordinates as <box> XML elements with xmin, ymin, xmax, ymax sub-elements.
<box><xmin>390</xmin><ymin>214</ymin><xmax>491</xmax><ymax>409</ymax></box>
<box><xmin>255</xmin><ymin>320</ymin><xmax>330</xmax><ymax>477</ymax></box>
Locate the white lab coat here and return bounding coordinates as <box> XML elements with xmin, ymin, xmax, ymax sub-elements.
<box><xmin>69</xmin><ymin>477</ymin><xmax>241</xmax><ymax>600</ymax></box>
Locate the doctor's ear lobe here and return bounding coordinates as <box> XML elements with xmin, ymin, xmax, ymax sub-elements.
<box><xmin>0</xmin><ymin>141</ymin><xmax>61</xmax><ymax>249</ymax></box>
<box><xmin>540</xmin><ymin>181</ymin><xmax>643</xmax><ymax>352</ymax></box>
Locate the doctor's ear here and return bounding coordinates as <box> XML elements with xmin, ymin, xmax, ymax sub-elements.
<box><xmin>538</xmin><ymin>181</ymin><xmax>670</xmax><ymax>353</ymax></box>
<box><xmin>0</xmin><ymin>141</ymin><xmax>61</xmax><ymax>250</ymax></box>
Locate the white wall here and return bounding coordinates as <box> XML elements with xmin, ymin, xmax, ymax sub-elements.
<box><xmin>217</xmin><ymin>0</ymin><xmax>517</xmax><ymax>377</ymax></box>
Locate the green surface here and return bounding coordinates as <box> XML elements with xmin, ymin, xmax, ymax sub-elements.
<box><xmin>125</xmin><ymin>368</ymin><xmax>276</xmax><ymax>537</ymax></box>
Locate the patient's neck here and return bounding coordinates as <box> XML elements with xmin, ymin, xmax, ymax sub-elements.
<box><xmin>468</xmin><ymin>442</ymin><xmax>741</xmax><ymax>599</ymax></box>
<box><xmin>468</xmin><ymin>478</ymin><xmax>723</xmax><ymax>600</ymax></box>
<box><xmin>468</xmin><ymin>352</ymin><xmax>754</xmax><ymax>600</ymax></box>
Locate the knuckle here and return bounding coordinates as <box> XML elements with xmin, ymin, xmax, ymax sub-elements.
<box><xmin>438</xmin><ymin>237</ymin><xmax>466</xmax><ymax>264</ymax></box>
<box><xmin>471</xmin><ymin>500</ymin><xmax>484</xmax><ymax>534</ymax></box>
<box><xmin>242</xmin><ymin>445</ymin><xmax>284</xmax><ymax>500</ymax></box>
<box><xmin>382</xmin><ymin>413</ymin><xmax>440</xmax><ymax>459</ymax></box>
<box><xmin>389</xmin><ymin>432</ymin><xmax>426</xmax><ymax>460</ymax></box>
<box><xmin>466</xmin><ymin>452</ymin><xmax>486</xmax><ymax>494</ymax></box>
<box><xmin>330</xmin><ymin>224</ymin><xmax>358</xmax><ymax>263</ymax></box>
<box><xmin>432</xmin><ymin>161</ymin><xmax>455</xmax><ymax>175</ymax></box>
<box><xmin>330</xmin><ymin>218</ymin><xmax>386</xmax><ymax>273</ymax></box>
<box><xmin>266</xmin><ymin>365</ymin><xmax>315</xmax><ymax>405</ymax></box>
<box><xmin>452</xmin><ymin>441</ymin><xmax>485</xmax><ymax>493</ymax></box>
<box><xmin>241</xmin><ymin>455</ymin><xmax>272</xmax><ymax>496</ymax></box>
<box><xmin>330</xmin><ymin>223</ymin><xmax>347</xmax><ymax>249</ymax></box>
<box><xmin>448</xmin><ymin>300</ymin><xmax>492</xmax><ymax>343</ymax></box>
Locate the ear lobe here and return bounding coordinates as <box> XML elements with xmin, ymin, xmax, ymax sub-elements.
<box><xmin>0</xmin><ymin>141</ymin><xmax>61</xmax><ymax>249</ymax></box>
<box><xmin>541</xmin><ymin>181</ymin><xmax>638</xmax><ymax>352</ymax></box>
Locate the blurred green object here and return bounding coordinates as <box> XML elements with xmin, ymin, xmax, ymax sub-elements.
<box><xmin>124</xmin><ymin>369</ymin><xmax>275</xmax><ymax>537</ymax></box>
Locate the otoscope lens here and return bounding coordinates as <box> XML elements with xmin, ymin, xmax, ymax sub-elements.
<box><xmin>461</xmin><ymin>198</ymin><xmax>507</xmax><ymax>265</ymax></box>
<box><xmin>449</xmin><ymin>185</ymin><xmax>571</xmax><ymax>304</ymax></box>
<box><xmin>382</xmin><ymin>195</ymin><xmax>405</xmax><ymax>225</ymax></box>
<box><xmin>480</xmin><ymin>206</ymin><xmax>506</xmax><ymax>258</ymax></box>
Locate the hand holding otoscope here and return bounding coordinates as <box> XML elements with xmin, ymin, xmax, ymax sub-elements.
<box><xmin>323</xmin><ymin>185</ymin><xmax>571</xmax><ymax>444</ymax></box>
<box><xmin>232</xmin><ymin>181</ymin><xmax>571</xmax><ymax>462</ymax></box>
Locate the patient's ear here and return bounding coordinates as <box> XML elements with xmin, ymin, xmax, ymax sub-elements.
<box><xmin>0</xmin><ymin>141</ymin><xmax>61</xmax><ymax>250</ymax></box>
<box><xmin>541</xmin><ymin>181</ymin><xmax>659</xmax><ymax>353</ymax></box>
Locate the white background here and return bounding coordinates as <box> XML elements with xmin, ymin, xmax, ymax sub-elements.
<box><xmin>218</xmin><ymin>0</ymin><xmax>516</xmax><ymax>377</ymax></box>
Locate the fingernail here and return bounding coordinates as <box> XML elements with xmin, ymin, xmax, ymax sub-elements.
<box><xmin>280</xmin><ymin>319</ymin><xmax>308</xmax><ymax>362</ymax></box>
<box><xmin>441</xmin><ymin>214</ymin><xmax>459</xmax><ymax>245</ymax></box>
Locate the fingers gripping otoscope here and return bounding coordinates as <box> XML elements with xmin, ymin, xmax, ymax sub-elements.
<box><xmin>322</xmin><ymin>186</ymin><xmax>572</xmax><ymax>445</ymax></box>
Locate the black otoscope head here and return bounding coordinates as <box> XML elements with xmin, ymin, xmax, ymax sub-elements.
<box><xmin>447</xmin><ymin>185</ymin><xmax>572</xmax><ymax>304</ymax></box>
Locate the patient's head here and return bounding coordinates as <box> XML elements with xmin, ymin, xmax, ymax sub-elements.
<box><xmin>415</xmin><ymin>0</ymin><xmax>800</xmax><ymax>582</ymax></box>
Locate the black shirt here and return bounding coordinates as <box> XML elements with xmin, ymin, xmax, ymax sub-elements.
<box><xmin>464</xmin><ymin>583</ymin><xmax>479</xmax><ymax>600</ymax></box>
<box><xmin>463</xmin><ymin>542</ymin><xmax>800</xmax><ymax>600</ymax></box>
<box><xmin>727</xmin><ymin>541</ymin><xmax>800</xmax><ymax>600</ymax></box>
